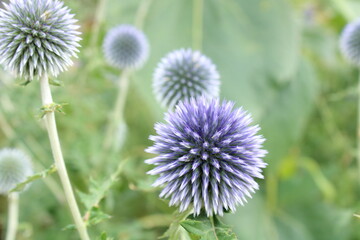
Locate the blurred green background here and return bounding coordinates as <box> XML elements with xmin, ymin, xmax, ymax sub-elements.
<box><xmin>1</xmin><ymin>0</ymin><xmax>360</xmax><ymax>239</ymax></box>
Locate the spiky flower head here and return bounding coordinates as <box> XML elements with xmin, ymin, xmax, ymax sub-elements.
<box><xmin>103</xmin><ymin>24</ymin><xmax>149</xmax><ymax>70</ymax></box>
<box><xmin>146</xmin><ymin>97</ymin><xmax>267</xmax><ymax>216</ymax></box>
<box><xmin>153</xmin><ymin>49</ymin><xmax>220</xmax><ymax>109</ymax></box>
<box><xmin>0</xmin><ymin>0</ymin><xmax>81</xmax><ymax>82</ymax></box>
<box><xmin>0</xmin><ymin>148</ymin><xmax>33</xmax><ymax>194</ymax></box>
<box><xmin>340</xmin><ymin>19</ymin><xmax>360</xmax><ymax>65</ymax></box>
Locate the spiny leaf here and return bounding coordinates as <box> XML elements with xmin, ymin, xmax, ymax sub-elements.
<box><xmin>19</xmin><ymin>79</ymin><xmax>32</xmax><ymax>86</ymax></box>
<box><xmin>40</xmin><ymin>102</ymin><xmax>68</xmax><ymax>118</ymax></box>
<box><xmin>78</xmin><ymin>159</ymin><xmax>126</xmax><ymax>210</ymax></box>
<box><xmin>62</xmin><ymin>224</ymin><xmax>76</xmax><ymax>231</ymax></box>
<box><xmin>78</xmin><ymin>159</ymin><xmax>127</xmax><ymax>226</ymax></box>
<box><xmin>162</xmin><ymin>210</ymin><xmax>192</xmax><ymax>240</ymax></box>
<box><xmin>10</xmin><ymin>165</ymin><xmax>56</xmax><ymax>192</ymax></box>
<box><xmin>49</xmin><ymin>78</ymin><xmax>63</xmax><ymax>87</ymax></box>
<box><xmin>78</xmin><ymin>177</ymin><xmax>115</xmax><ymax>210</ymax></box>
<box><xmin>180</xmin><ymin>214</ymin><xmax>238</xmax><ymax>240</ymax></box>
<box><xmin>97</xmin><ymin>232</ymin><xmax>114</xmax><ymax>240</ymax></box>
<box><xmin>86</xmin><ymin>206</ymin><xmax>111</xmax><ymax>226</ymax></box>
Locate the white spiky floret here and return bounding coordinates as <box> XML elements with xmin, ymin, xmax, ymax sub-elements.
<box><xmin>0</xmin><ymin>0</ymin><xmax>81</xmax><ymax>81</ymax></box>
<box><xmin>0</xmin><ymin>148</ymin><xmax>33</xmax><ymax>194</ymax></box>
<box><xmin>153</xmin><ymin>49</ymin><xmax>220</xmax><ymax>109</ymax></box>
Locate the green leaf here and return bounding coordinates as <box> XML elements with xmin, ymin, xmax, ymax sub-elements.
<box><xmin>11</xmin><ymin>165</ymin><xmax>57</xmax><ymax>192</ymax></box>
<box><xmin>259</xmin><ymin>59</ymin><xmax>319</xmax><ymax>171</ymax></box>
<box><xmin>49</xmin><ymin>78</ymin><xmax>63</xmax><ymax>87</ymax></box>
<box><xmin>62</xmin><ymin>224</ymin><xmax>76</xmax><ymax>231</ymax></box>
<box><xmin>331</xmin><ymin>0</ymin><xmax>360</xmax><ymax>21</ymax></box>
<box><xmin>108</xmin><ymin>0</ymin><xmax>313</xmax><ymax>172</ymax></box>
<box><xmin>78</xmin><ymin>160</ymin><xmax>126</xmax><ymax>210</ymax></box>
<box><xmin>63</xmin><ymin>207</ymin><xmax>112</xmax><ymax>230</ymax></box>
<box><xmin>162</xmin><ymin>210</ymin><xmax>192</xmax><ymax>240</ymax></box>
<box><xmin>86</xmin><ymin>206</ymin><xmax>112</xmax><ymax>226</ymax></box>
<box><xmin>97</xmin><ymin>232</ymin><xmax>114</xmax><ymax>240</ymax></box>
<box><xmin>39</xmin><ymin>102</ymin><xmax>68</xmax><ymax>118</ymax></box>
<box><xmin>18</xmin><ymin>79</ymin><xmax>32</xmax><ymax>86</ymax></box>
<box><xmin>78</xmin><ymin>177</ymin><xmax>115</xmax><ymax>210</ymax></box>
<box><xmin>180</xmin><ymin>215</ymin><xmax>238</xmax><ymax>240</ymax></box>
<box><xmin>77</xmin><ymin>160</ymin><xmax>127</xmax><ymax>226</ymax></box>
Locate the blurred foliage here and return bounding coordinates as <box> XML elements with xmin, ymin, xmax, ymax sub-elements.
<box><xmin>0</xmin><ymin>0</ymin><xmax>360</xmax><ymax>239</ymax></box>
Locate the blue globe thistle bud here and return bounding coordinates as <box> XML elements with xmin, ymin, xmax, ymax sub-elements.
<box><xmin>340</xmin><ymin>19</ymin><xmax>360</xmax><ymax>65</ymax></box>
<box><xmin>146</xmin><ymin>97</ymin><xmax>267</xmax><ymax>216</ymax></box>
<box><xmin>0</xmin><ymin>0</ymin><xmax>81</xmax><ymax>81</ymax></box>
<box><xmin>0</xmin><ymin>148</ymin><xmax>33</xmax><ymax>194</ymax></box>
<box><xmin>153</xmin><ymin>49</ymin><xmax>220</xmax><ymax>109</ymax></box>
<box><xmin>103</xmin><ymin>24</ymin><xmax>149</xmax><ymax>70</ymax></box>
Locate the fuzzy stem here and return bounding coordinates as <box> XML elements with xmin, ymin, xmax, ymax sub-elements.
<box><xmin>209</xmin><ymin>216</ymin><xmax>219</xmax><ymax>240</ymax></box>
<box><xmin>192</xmin><ymin>0</ymin><xmax>204</xmax><ymax>50</ymax></box>
<box><xmin>135</xmin><ymin>0</ymin><xmax>153</xmax><ymax>29</ymax></box>
<box><xmin>357</xmin><ymin>70</ymin><xmax>360</xmax><ymax>184</ymax></box>
<box><xmin>89</xmin><ymin>0</ymin><xmax>107</xmax><ymax>50</ymax></box>
<box><xmin>40</xmin><ymin>75</ymin><xmax>90</xmax><ymax>240</ymax></box>
<box><xmin>0</xmin><ymin>108</ymin><xmax>14</xmax><ymax>138</ymax></box>
<box><xmin>103</xmin><ymin>70</ymin><xmax>131</xmax><ymax>151</ymax></box>
<box><xmin>5</xmin><ymin>193</ymin><xmax>19</xmax><ymax>240</ymax></box>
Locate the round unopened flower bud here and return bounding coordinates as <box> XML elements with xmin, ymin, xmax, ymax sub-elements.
<box><xmin>340</xmin><ymin>19</ymin><xmax>360</xmax><ymax>65</ymax></box>
<box><xmin>0</xmin><ymin>148</ymin><xmax>33</xmax><ymax>194</ymax></box>
<box><xmin>153</xmin><ymin>49</ymin><xmax>220</xmax><ymax>109</ymax></box>
<box><xmin>103</xmin><ymin>24</ymin><xmax>149</xmax><ymax>70</ymax></box>
<box><xmin>0</xmin><ymin>0</ymin><xmax>81</xmax><ymax>81</ymax></box>
<box><xmin>146</xmin><ymin>97</ymin><xmax>267</xmax><ymax>216</ymax></box>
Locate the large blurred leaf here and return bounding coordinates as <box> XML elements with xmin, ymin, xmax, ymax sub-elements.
<box><xmin>204</xmin><ymin>0</ymin><xmax>300</xmax><ymax>84</ymax></box>
<box><xmin>105</xmin><ymin>0</ymin><xmax>301</xmax><ymax>118</ymax></box>
<box><xmin>330</xmin><ymin>0</ymin><xmax>360</xmax><ymax>21</ymax></box>
<box><xmin>104</xmin><ymin>0</ymin><xmax>316</xmax><ymax>170</ymax></box>
<box><xmin>259</xmin><ymin>60</ymin><xmax>319</xmax><ymax>171</ymax></box>
<box><xmin>224</xmin><ymin>170</ymin><xmax>352</xmax><ymax>240</ymax></box>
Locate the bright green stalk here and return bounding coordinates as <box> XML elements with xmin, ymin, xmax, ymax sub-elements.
<box><xmin>135</xmin><ymin>0</ymin><xmax>153</xmax><ymax>29</ymax></box>
<box><xmin>90</xmin><ymin>0</ymin><xmax>108</xmax><ymax>50</ymax></box>
<box><xmin>103</xmin><ymin>70</ymin><xmax>131</xmax><ymax>151</ymax></box>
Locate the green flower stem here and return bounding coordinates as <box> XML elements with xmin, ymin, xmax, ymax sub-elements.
<box><xmin>40</xmin><ymin>74</ymin><xmax>90</xmax><ymax>240</ymax></box>
<box><xmin>192</xmin><ymin>0</ymin><xmax>204</xmax><ymax>50</ymax></box>
<box><xmin>5</xmin><ymin>192</ymin><xmax>19</xmax><ymax>240</ymax></box>
<box><xmin>0</xmin><ymin>108</ymin><xmax>14</xmax><ymax>138</ymax></box>
<box><xmin>103</xmin><ymin>70</ymin><xmax>131</xmax><ymax>151</ymax></box>
<box><xmin>135</xmin><ymin>0</ymin><xmax>153</xmax><ymax>29</ymax></box>
<box><xmin>89</xmin><ymin>0</ymin><xmax>108</xmax><ymax>50</ymax></box>
<box><xmin>209</xmin><ymin>216</ymin><xmax>219</xmax><ymax>240</ymax></box>
<box><xmin>357</xmin><ymin>70</ymin><xmax>360</xmax><ymax>184</ymax></box>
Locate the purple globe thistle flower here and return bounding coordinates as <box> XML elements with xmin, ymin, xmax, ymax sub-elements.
<box><xmin>153</xmin><ymin>49</ymin><xmax>220</xmax><ymax>109</ymax></box>
<box><xmin>145</xmin><ymin>97</ymin><xmax>267</xmax><ymax>216</ymax></box>
<box><xmin>0</xmin><ymin>0</ymin><xmax>81</xmax><ymax>82</ymax></box>
<box><xmin>103</xmin><ymin>24</ymin><xmax>149</xmax><ymax>70</ymax></box>
<box><xmin>0</xmin><ymin>148</ymin><xmax>33</xmax><ymax>194</ymax></box>
<box><xmin>340</xmin><ymin>18</ymin><xmax>360</xmax><ymax>65</ymax></box>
